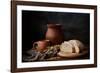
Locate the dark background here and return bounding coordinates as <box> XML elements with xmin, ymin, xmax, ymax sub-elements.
<box><xmin>22</xmin><ymin>10</ymin><xmax>90</xmax><ymax>52</ymax></box>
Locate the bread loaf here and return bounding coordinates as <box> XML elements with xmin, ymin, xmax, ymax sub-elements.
<box><xmin>60</xmin><ymin>42</ymin><xmax>74</xmax><ymax>53</ymax></box>
<box><xmin>60</xmin><ymin>40</ymin><xmax>84</xmax><ymax>53</ymax></box>
<box><xmin>69</xmin><ymin>40</ymin><xmax>84</xmax><ymax>53</ymax></box>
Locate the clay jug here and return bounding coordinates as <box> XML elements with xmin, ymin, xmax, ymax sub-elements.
<box><xmin>46</xmin><ymin>24</ymin><xmax>64</xmax><ymax>45</ymax></box>
<box><xmin>33</xmin><ymin>40</ymin><xmax>50</xmax><ymax>52</ymax></box>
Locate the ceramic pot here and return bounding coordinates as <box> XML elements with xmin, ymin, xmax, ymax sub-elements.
<box><xmin>46</xmin><ymin>24</ymin><xmax>64</xmax><ymax>45</ymax></box>
<box><xmin>33</xmin><ymin>40</ymin><xmax>50</xmax><ymax>52</ymax></box>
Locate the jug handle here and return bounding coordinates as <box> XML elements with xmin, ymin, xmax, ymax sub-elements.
<box><xmin>33</xmin><ymin>42</ymin><xmax>38</xmax><ymax>50</ymax></box>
